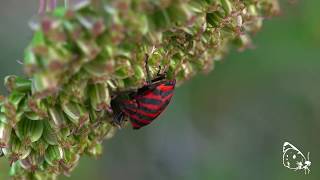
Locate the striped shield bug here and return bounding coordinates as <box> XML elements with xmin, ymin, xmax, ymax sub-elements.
<box><xmin>111</xmin><ymin>53</ymin><xmax>176</xmax><ymax>129</ymax></box>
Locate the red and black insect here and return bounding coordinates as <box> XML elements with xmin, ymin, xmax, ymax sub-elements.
<box><xmin>111</xmin><ymin>55</ymin><xmax>176</xmax><ymax>129</ymax></box>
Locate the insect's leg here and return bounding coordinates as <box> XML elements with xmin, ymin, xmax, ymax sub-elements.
<box><xmin>157</xmin><ymin>66</ymin><xmax>161</xmax><ymax>75</ymax></box>
<box><xmin>154</xmin><ymin>62</ymin><xmax>167</xmax><ymax>82</ymax></box>
<box><xmin>112</xmin><ymin>112</ymin><xmax>125</xmax><ymax>128</ymax></box>
<box><xmin>155</xmin><ymin>63</ymin><xmax>169</xmax><ymax>78</ymax></box>
<box><xmin>110</xmin><ymin>99</ymin><xmax>126</xmax><ymax>128</ymax></box>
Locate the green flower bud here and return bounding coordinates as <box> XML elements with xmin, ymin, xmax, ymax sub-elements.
<box><xmin>42</xmin><ymin>46</ymin><xmax>69</xmax><ymax>71</ymax></box>
<box><xmin>148</xmin><ymin>8</ymin><xmax>171</xmax><ymax>30</ymax></box>
<box><xmin>33</xmin><ymin>171</ymin><xmax>58</xmax><ymax>180</ymax></box>
<box><xmin>90</xmin><ymin>121</ymin><xmax>113</xmax><ymax>141</ymax></box>
<box><xmin>189</xmin><ymin>1</ymin><xmax>209</xmax><ymax>13</ymax></box>
<box><xmin>220</xmin><ymin>0</ymin><xmax>233</xmax><ymax>15</ymax></box>
<box><xmin>43</xmin><ymin>121</ymin><xmax>59</xmax><ymax>146</ymax></box>
<box><xmin>7</xmin><ymin>91</ymin><xmax>26</xmax><ymax>110</ymax></box>
<box><xmin>88</xmin><ymin>82</ymin><xmax>110</xmax><ymax>111</ymax></box>
<box><xmin>165</xmin><ymin>3</ymin><xmax>189</xmax><ymax>25</ymax></box>
<box><xmin>16</xmin><ymin>118</ymin><xmax>44</xmax><ymax>144</ymax></box>
<box><xmin>48</xmin><ymin>106</ymin><xmax>68</xmax><ymax>130</ymax></box>
<box><xmin>61</xmin><ymin>101</ymin><xmax>89</xmax><ymax>127</ymax></box>
<box><xmin>83</xmin><ymin>59</ymin><xmax>115</xmax><ymax>78</ymax></box>
<box><xmin>62</xmin><ymin>148</ymin><xmax>80</xmax><ymax>174</ymax></box>
<box><xmin>28</xmin><ymin>98</ymin><xmax>48</xmax><ymax>117</ymax></box>
<box><xmin>32</xmin><ymin>72</ymin><xmax>59</xmax><ymax>98</ymax></box>
<box><xmin>2</xmin><ymin>92</ymin><xmax>25</xmax><ymax>127</ymax></box>
<box><xmin>10</xmin><ymin>161</ymin><xmax>24</xmax><ymax>177</ymax></box>
<box><xmin>3</xmin><ymin>133</ymin><xmax>31</xmax><ymax>163</ymax></box>
<box><xmin>20</xmin><ymin>150</ymin><xmax>45</xmax><ymax>171</ymax></box>
<box><xmin>131</xmin><ymin>64</ymin><xmax>146</xmax><ymax>85</ymax></box>
<box><xmin>0</xmin><ymin>112</ymin><xmax>7</xmax><ymax>123</ymax></box>
<box><xmin>86</xmin><ymin>142</ymin><xmax>103</xmax><ymax>158</ymax></box>
<box><xmin>25</xmin><ymin>111</ymin><xmax>43</xmax><ymax>121</ymax></box>
<box><xmin>206</xmin><ymin>11</ymin><xmax>224</xmax><ymax>28</ymax></box>
<box><xmin>4</xmin><ymin>75</ymin><xmax>32</xmax><ymax>93</ymax></box>
<box><xmin>44</xmin><ymin>145</ymin><xmax>64</xmax><ymax>166</ymax></box>
<box><xmin>24</xmin><ymin>47</ymin><xmax>38</xmax><ymax>75</ymax></box>
<box><xmin>0</xmin><ymin>121</ymin><xmax>12</xmax><ymax>148</ymax></box>
<box><xmin>114</xmin><ymin>59</ymin><xmax>133</xmax><ymax>79</ymax></box>
<box><xmin>76</xmin><ymin>39</ymin><xmax>100</xmax><ymax>60</ymax></box>
<box><xmin>31</xmin><ymin>138</ymin><xmax>48</xmax><ymax>156</ymax></box>
<box><xmin>105</xmin><ymin>126</ymin><xmax>117</xmax><ymax>140</ymax></box>
<box><xmin>76</xmin><ymin>14</ymin><xmax>106</xmax><ymax>37</ymax></box>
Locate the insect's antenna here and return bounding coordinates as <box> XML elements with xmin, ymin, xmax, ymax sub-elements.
<box><xmin>145</xmin><ymin>53</ymin><xmax>151</xmax><ymax>85</ymax></box>
<box><xmin>145</xmin><ymin>46</ymin><xmax>156</xmax><ymax>85</ymax></box>
<box><xmin>307</xmin><ymin>152</ymin><xmax>310</xmax><ymax>161</ymax></box>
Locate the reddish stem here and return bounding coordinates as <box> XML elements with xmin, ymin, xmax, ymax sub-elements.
<box><xmin>49</xmin><ymin>0</ymin><xmax>57</xmax><ymax>11</ymax></box>
<box><xmin>38</xmin><ymin>0</ymin><xmax>47</xmax><ymax>15</ymax></box>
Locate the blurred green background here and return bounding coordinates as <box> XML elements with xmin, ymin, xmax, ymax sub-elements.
<box><xmin>1</xmin><ymin>0</ymin><xmax>319</xmax><ymax>180</ymax></box>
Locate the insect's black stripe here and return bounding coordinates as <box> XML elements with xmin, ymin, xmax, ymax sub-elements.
<box><xmin>139</xmin><ymin>97</ymin><xmax>162</xmax><ymax>105</ymax></box>
<box><xmin>123</xmin><ymin>109</ymin><xmax>148</xmax><ymax>126</ymax></box>
<box><xmin>122</xmin><ymin>93</ymin><xmax>173</xmax><ymax>114</ymax></box>
<box><xmin>151</xmin><ymin>88</ymin><xmax>174</xmax><ymax>97</ymax></box>
<box><xmin>138</xmin><ymin>95</ymin><xmax>173</xmax><ymax>113</ymax></box>
<box><xmin>137</xmin><ymin>98</ymin><xmax>172</xmax><ymax>117</ymax></box>
<box><xmin>138</xmin><ymin>100</ymin><xmax>170</xmax><ymax>120</ymax></box>
<box><xmin>150</xmin><ymin>88</ymin><xmax>162</xmax><ymax>96</ymax></box>
<box><xmin>124</xmin><ymin>108</ymin><xmax>155</xmax><ymax>122</ymax></box>
<box><xmin>139</xmin><ymin>107</ymin><xmax>159</xmax><ymax>115</ymax></box>
<box><xmin>129</xmin><ymin>117</ymin><xmax>146</xmax><ymax>127</ymax></box>
<box><xmin>124</xmin><ymin>102</ymin><xmax>161</xmax><ymax>114</ymax></box>
<box><xmin>131</xmin><ymin>115</ymin><xmax>154</xmax><ymax>125</ymax></box>
<box><xmin>160</xmin><ymin>89</ymin><xmax>174</xmax><ymax>98</ymax></box>
<box><xmin>123</xmin><ymin>101</ymin><xmax>159</xmax><ymax>114</ymax></box>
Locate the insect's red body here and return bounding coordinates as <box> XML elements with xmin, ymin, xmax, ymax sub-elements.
<box><xmin>120</xmin><ymin>79</ymin><xmax>176</xmax><ymax>129</ymax></box>
<box><xmin>111</xmin><ymin>78</ymin><xmax>175</xmax><ymax>129</ymax></box>
<box><xmin>111</xmin><ymin>51</ymin><xmax>176</xmax><ymax>129</ymax></box>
